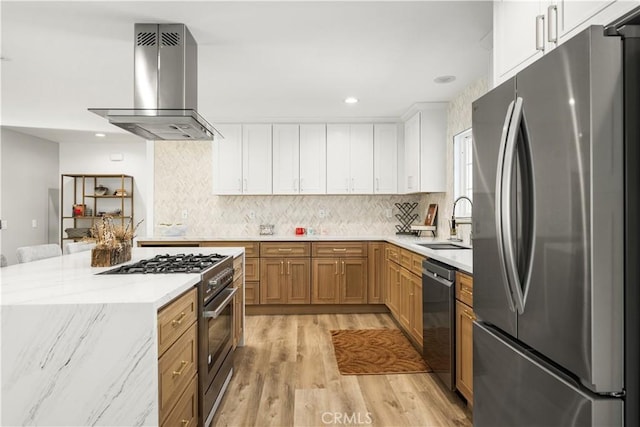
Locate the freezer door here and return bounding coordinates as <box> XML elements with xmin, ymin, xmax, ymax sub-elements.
<box><xmin>514</xmin><ymin>27</ymin><xmax>624</xmax><ymax>393</ymax></box>
<box><xmin>472</xmin><ymin>78</ymin><xmax>517</xmax><ymax>337</ymax></box>
<box><xmin>474</xmin><ymin>323</ymin><xmax>623</xmax><ymax>427</ymax></box>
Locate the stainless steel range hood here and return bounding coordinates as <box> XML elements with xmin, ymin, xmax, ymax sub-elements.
<box><xmin>89</xmin><ymin>23</ymin><xmax>221</xmax><ymax>141</ymax></box>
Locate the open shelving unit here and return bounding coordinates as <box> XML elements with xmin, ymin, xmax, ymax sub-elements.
<box><xmin>60</xmin><ymin>174</ymin><xmax>134</xmax><ymax>246</ymax></box>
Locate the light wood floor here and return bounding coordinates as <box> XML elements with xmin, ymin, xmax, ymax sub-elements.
<box><xmin>212</xmin><ymin>314</ymin><xmax>472</xmax><ymax>427</ymax></box>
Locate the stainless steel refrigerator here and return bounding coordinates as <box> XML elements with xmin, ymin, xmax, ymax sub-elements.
<box><xmin>472</xmin><ymin>21</ymin><xmax>639</xmax><ymax>426</ymax></box>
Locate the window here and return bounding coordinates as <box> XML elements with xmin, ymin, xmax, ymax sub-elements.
<box><xmin>453</xmin><ymin>128</ymin><xmax>473</xmax><ymax>218</ymax></box>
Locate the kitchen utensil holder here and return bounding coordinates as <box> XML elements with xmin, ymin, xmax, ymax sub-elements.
<box><xmin>395</xmin><ymin>202</ymin><xmax>419</xmax><ymax>235</ymax></box>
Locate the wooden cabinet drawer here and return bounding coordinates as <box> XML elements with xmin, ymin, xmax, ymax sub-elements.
<box><xmin>312</xmin><ymin>242</ymin><xmax>367</xmax><ymax>257</ymax></box>
<box><xmin>260</xmin><ymin>242</ymin><xmax>310</xmax><ymax>257</ymax></box>
<box><xmin>157</xmin><ymin>288</ymin><xmax>197</xmax><ymax>356</ymax></box>
<box><xmin>244</xmin><ymin>257</ymin><xmax>259</xmax><ymax>281</ymax></box>
<box><xmin>201</xmin><ymin>241</ymin><xmax>260</xmax><ymax>258</ymax></box>
<box><xmin>386</xmin><ymin>244</ymin><xmax>400</xmax><ymax>264</ymax></box>
<box><xmin>161</xmin><ymin>374</ymin><xmax>198</xmax><ymax>427</ymax></box>
<box><xmin>158</xmin><ymin>322</ymin><xmax>198</xmax><ymax>421</ymax></box>
<box><xmin>411</xmin><ymin>252</ymin><xmax>424</xmax><ymax>276</ymax></box>
<box><xmin>245</xmin><ymin>281</ymin><xmax>260</xmax><ymax>305</ymax></box>
<box><xmin>399</xmin><ymin>249</ymin><xmax>412</xmax><ymax>270</ymax></box>
<box><xmin>456</xmin><ymin>271</ymin><xmax>473</xmax><ymax>307</ymax></box>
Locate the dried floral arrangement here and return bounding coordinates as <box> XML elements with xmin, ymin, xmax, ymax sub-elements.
<box><xmin>90</xmin><ymin>216</ymin><xmax>144</xmax><ymax>249</ymax></box>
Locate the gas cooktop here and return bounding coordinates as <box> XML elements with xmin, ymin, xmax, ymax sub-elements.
<box><xmin>101</xmin><ymin>253</ymin><xmax>227</xmax><ymax>274</ymax></box>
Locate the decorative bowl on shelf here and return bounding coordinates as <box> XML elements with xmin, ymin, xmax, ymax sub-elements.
<box><xmin>94</xmin><ymin>185</ymin><xmax>108</xmax><ymax>196</ymax></box>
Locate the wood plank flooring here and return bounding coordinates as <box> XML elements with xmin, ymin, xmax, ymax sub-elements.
<box><xmin>212</xmin><ymin>314</ymin><xmax>472</xmax><ymax>427</ymax></box>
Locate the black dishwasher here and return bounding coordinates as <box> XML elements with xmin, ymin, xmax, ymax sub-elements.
<box><xmin>422</xmin><ymin>258</ymin><xmax>456</xmax><ymax>391</ymax></box>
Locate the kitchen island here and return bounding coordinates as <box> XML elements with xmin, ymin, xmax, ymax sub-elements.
<box><xmin>0</xmin><ymin>246</ymin><xmax>243</xmax><ymax>427</ymax></box>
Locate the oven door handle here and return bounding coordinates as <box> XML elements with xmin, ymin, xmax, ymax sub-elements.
<box><xmin>203</xmin><ymin>287</ymin><xmax>238</xmax><ymax>319</ymax></box>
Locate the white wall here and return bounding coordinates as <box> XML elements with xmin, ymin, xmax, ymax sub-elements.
<box><xmin>1</xmin><ymin>128</ymin><xmax>60</xmax><ymax>265</ymax></box>
<box><xmin>58</xmin><ymin>140</ymin><xmax>149</xmax><ymax>242</ymax></box>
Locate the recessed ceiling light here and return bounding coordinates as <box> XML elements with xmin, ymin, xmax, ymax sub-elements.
<box><xmin>434</xmin><ymin>75</ymin><xmax>456</xmax><ymax>84</ymax></box>
<box><xmin>95</xmin><ymin>133</ymin><xmax>106</xmax><ymax>137</ymax></box>
<box><xmin>344</xmin><ymin>97</ymin><xmax>359</xmax><ymax>104</ymax></box>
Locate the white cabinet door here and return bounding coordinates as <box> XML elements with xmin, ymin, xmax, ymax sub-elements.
<box><xmin>373</xmin><ymin>124</ymin><xmax>398</xmax><ymax>194</ymax></box>
<box><xmin>556</xmin><ymin>0</ymin><xmax>638</xmax><ymax>43</ymax></box>
<box><xmin>272</xmin><ymin>124</ymin><xmax>299</xmax><ymax>195</ymax></box>
<box><xmin>212</xmin><ymin>124</ymin><xmax>243</xmax><ymax>195</ymax></box>
<box><xmin>404</xmin><ymin>112</ymin><xmax>420</xmax><ymax>193</ymax></box>
<box><xmin>420</xmin><ymin>106</ymin><xmax>447</xmax><ymax>192</ymax></box>
<box><xmin>326</xmin><ymin>124</ymin><xmax>351</xmax><ymax>194</ymax></box>
<box><xmin>349</xmin><ymin>124</ymin><xmax>374</xmax><ymax>194</ymax></box>
<box><xmin>242</xmin><ymin>124</ymin><xmax>272</xmax><ymax>195</ymax></box>
<box><xmin>299</xmin><ymin>124</ymin><xmax>326</xmax><ymax>194</ymax></box>
<box><xmin>494</xmin><ymin>0</ymin><xmax>545</xmax><ymax>83</ymax></box>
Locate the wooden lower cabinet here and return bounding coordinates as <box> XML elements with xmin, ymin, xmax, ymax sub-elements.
<box><xmin>367</xmin><ymin>242</ymin><xmax>385</xmax><ymax>303</ymax></box>
<box><xmin>385</xmin><ymin>255</ymin><xmax>401</xmax><ymax>316</ymax></box>
<box><xmin>245</xmin><ymin>281</ymin><xmax>260</xmax><ymax>305</ymax></box>
<box><xmin>260</xmin><ymin>258</ymin><xmax>310</xmax><ymax>304</ymax></box>
<box><xmin>312</xmin><ymin>258</ymin><xmax>367</xmax><ymax>304</ymax></box>
<box><xmin>409</xmin><ymin>273</ymin><xmax>423</xmax><ymax>347</ymax></box>
<box><xmin>161</xmin><ymin>374</ymin><xmax>198</xmax><ymax>427</ymax></box>
<box><xmin>398</xmin><ymin>268</ymin><xmax>413</xmax><ymax>330</ymax></box>
<box><xmin>456</xmin><ymin>300</ymin><xmax>475</xmax><ymax>404</ymax></box>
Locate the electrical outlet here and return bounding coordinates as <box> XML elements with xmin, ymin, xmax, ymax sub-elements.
<box><xmin>181</xmin><ymin>210</ymin><xmax>188</xmax><ymax>219</ymax></box>
<box><xmin>32</xmin><ymin>219</ymin><xmax>38</xmax><ymax>228</ymax></box>
<box><xmin>249</xmin><ymin>211</ymin><xmax>256</xmax><ymax>220</ymax></box>
<box><xmin>385</xmin><ymin>208</ymin><xmax>393</xmax><ymax>218</ymax></box>
<box><xmin>318</xmin><ymin>209</ymin><xmax>326</xmax><ymax>218</ymax></box>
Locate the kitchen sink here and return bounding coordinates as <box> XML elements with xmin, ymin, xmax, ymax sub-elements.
<box><xmin>418</xmin><ymin>242</ymin><xmax>471</xmax><ymax>250</ymax></box>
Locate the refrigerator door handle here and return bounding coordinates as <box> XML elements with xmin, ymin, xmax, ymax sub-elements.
<box><xmin>495</xmin><ymin>99</ymin><xmax>517</xmax><ymax>313</ymax></box>
<box><xmin>502</xmin><ymin>97</ymin><xmax>537</xmax><ymax>314</ymax></box>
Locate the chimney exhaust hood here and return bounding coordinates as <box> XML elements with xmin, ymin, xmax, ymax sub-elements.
<box><xmin>89</xmin><ymin>23</ymin><xmax>221</xmax><ymax>141</ymax></box>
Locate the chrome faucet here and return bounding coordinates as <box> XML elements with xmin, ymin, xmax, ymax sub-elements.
<box><xmin>450</xmin><ymin>196</ymin><xmax>473</xmax><ymax>243</ymax></box>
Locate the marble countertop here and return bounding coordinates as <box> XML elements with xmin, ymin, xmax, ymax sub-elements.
<box><xmin>0</xmin><ymin>246</ymin><xmax>244</xmax><ymax>308</ymax></box>
<box><xmin>138</xmin><ymin>235</ymin><xmax>473</xmax><ymax>274</ymax></box>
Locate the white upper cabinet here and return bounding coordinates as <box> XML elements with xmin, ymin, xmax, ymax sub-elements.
<box><xmin>404</xmin><ymin>113</ymin><xmax>421</xmax><ymax>193</ymax></box>
<box><xmin>494</xmin><ymin>0</ymin><xmax>547</xmax><ymax>84</ymax></box>
<box><xmin>373</xmin><ymin>124</ymin><xmax>398</xmax><ymax>194</ymax></box>
<box><xmin>213</xmin><ymin>124</ymin><xmax>272</xmax><ymax>195</ymax></box>
<box><xmin>242</xmin><ymin>124</ymin><xmax>272</xmax><ymax>195</ymax></box>
<box><xmin>272</xmin><ymin>124</ymin><xmax>327</xmax><ymax>195</ymax></box>
<box><xmin>299</xmin><ymin>124</ymin><xmax>327</xmax><ymax>194</ymax></box>
<box><xmin>212</xmin><ymin>124</ymin><xmax>243</xmax><ymax>195</ymax></box>
<box><xmin>494</xmin><ymin>0</ymin><xmax>639</xmax><ymax>85</ymax></box>
<box><xmin>402</xmin><ymin>104</ymin><xmax>447</xmax><ymax>194</ymax></box>
<box><xmin>272</xmin><ymin>124</ymin><xmax>300</xmax><ymax>195</ymax></box>
<box><xmin>326</xmin><ymin>124</ymin><xmax>374</xmax><ymax>194</ymax></box>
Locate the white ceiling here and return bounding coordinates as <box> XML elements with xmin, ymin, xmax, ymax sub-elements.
<box><xmin>1</xmin><ymin>1</ymin><xmax>492</xmax><ymax>144</ymax></box>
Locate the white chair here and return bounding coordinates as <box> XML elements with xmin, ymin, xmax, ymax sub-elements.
<box><xmin>16</xmin><ymin>244</ymin><xmax>62</xmax><ymax>263</ymax></box>
<box><xmin>64</xmin><ymin>241</ymin><xmax>96</xmax><ymax>254</ymax></box>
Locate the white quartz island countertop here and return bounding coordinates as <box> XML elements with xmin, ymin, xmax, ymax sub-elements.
<box><xmin>1</xmin><ymin>246</ymin><xmax>243</xmax><ymax>427</ymax></box>
<box><xmin>141</xmin><ymin>234</ymin><xmax>473</xmax><ymax>274</ymax></box>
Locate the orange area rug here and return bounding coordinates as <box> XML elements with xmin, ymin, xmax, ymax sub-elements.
<box><xmin>330</xmin><ymin>329</ymin><xmax>431</xmax><ymax>375</ymax></box>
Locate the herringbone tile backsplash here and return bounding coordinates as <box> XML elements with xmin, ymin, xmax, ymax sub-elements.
<box><xmin>154</xmin><ymin>140</ymin><xmax>426</xmax><ymax>237</ymax></box>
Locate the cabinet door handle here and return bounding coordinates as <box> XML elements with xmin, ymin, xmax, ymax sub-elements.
<box><xmin>180</xmin><ymin>420</ymin><xmax>190</xmax><ymax>427</ymax></box>
<box><xmin>287</xmin><ymin>261</ymin><xmax>290</xmax><ymax>275</ymax></box>
<box><xmin>535</xmin><ymin>14</ymin><xmax>545</xmax><ymax>51</ymax></box>
<box><xmin>547</xmin><ymin>5</ymin><xmax>558</xmax><ymax>43</ymax></box>
<box><xmin>376</xmin><ymin>178</ymin><xmax>380</xmax><ymax>192</ymax></box>
<box><xmin>335</xmin><ymin>261</ymin><xmax>338</xmax><ymax>275</ymax></box>
<box><xmin>172</xmin><ymin>360</ymin><xmax>188</xmax><ymax>377</ymax></box>
<box><xmin>280</xmin><ymin>261</ymin><xmax>284</xmax><ymax>275</ymax></box>
<box><xmin>463</xmin><ymin>309</ymin><xmax>475</xmax><ymax>320</ymax></box>
<box><xmin>342</xmin><ymin>261</ymin><xmax>345</xmax><ymax>275</ymax></box>
<box><xmin>171</xmin><ymin>312</ymin><xmax>186</xmax><ymax>327</ymax></box>
<box><xmin>460</xmin><ymin>287</ymin><xmax>473</xmax><ymax>295</ymax></box>
<box><xmin>243</xmin><ymin>178</ymin><xmax>248</xmax><ymax>191</ymax></box>
<box><xmin>351</xmin><ymin>177</ymin><xmax>355</xmax><ymax>192</ymax></box>
<box><xmin>332</xmin><ymin>248</ymin><xmax>347</xmax><ymax>252</ymax></box>
<box><xmin>300</xmin><ymin>178</ymin><xmax>304</xmax><ymax>192</ymax></box>
<box><xmin>278</xmin><ymin>248</ymin><xmax>292</xmax><ymax>252</ymax></box>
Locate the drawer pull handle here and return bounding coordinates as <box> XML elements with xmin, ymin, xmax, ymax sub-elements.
<box><xmin>172</xmin><ymin>312</ymin><xmax>186</xmax><ymax>327</ymax></box>
<box><xmin>333</xmin><ymin>248</ymin><xmax>347</xmax><ymax>252</ymax></box>
<box><xmin>173</xmin><ymin>360</ymin><xmax>188</xmax><ymax>376</ymax></box>
<box><xmin>278</xmin><ymin>248</ymin><xmax>292</xmax><ymax>252</ymax></box>
<box><xmin>463</xmin><ymin>310</ymin><xmax>475</xmax><ymax>320</ymax></box>
<box><xmin>460</xmin><ymin>288</ymin><xmax>473</xmax><ymax>295</ymax></box>
<box><xmin>181</xmin><ymin>420</ymin><xmax>190</xmax><ymax>427</ymax></box>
